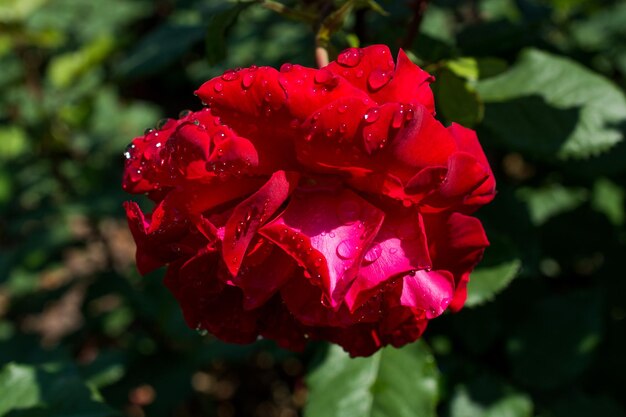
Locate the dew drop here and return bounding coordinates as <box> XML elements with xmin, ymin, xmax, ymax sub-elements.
<box><xmin>242</xmin><ymin>72</ymin><xmax>255</xmax><ymax>88</ymax></box>
<box><xmin>363</xmin><ymin>107</ymin><xmax>380</xmax><ymax>123</ymax></box>
<box><xmin>314</xmin><ymin>69</ymin><xmax>333</xmax><ymax>84</ymax></box>
<box><xmin>329</xmin><ymin>232</ymin><xmax>336</xmax><ymax>238</ymax></box>
<box><xmin>338</xmin><ymin>104</ymin><xmax>348</xmax><ymax>114</ymax></box>
<box><xmin>389</xmin><ymin>247</ymin><xmax>398</xmax><ymax>255</ymax></box>
<box><xmin>405</xmin><ymin>105</ymin><xmax>415</xmax><ymax>120</ymax></box>
<box><xmin>178</xmin><ymin>109</ymin><xmax>192</xmax><ymax>118</ymax></box>
<box><xmin>337</xmin><ymin>48</ymin><xmax>362</xmax><ymax>67</ymax></box>
<box><xmin>336</xmin><ymin>240</ymin><xmax>357</xmax><ymax>259</ymax></box>
<box><xmin>213</xmin><ymin>131</ymin><xmax>227</xmax><ymax>143</ymax></box>
<box><xmin>280</xmin><ymin>63</ymin><xmax>293</xmax><ymax>72</ymax></box>
<box><xmin>425</xmin><ymin>308</ymin><xmax>438</xmax><ymax>319</ymax></box>
<box><xmin>213</xmin><ymin>81</ymin><xmax>224</xmax><ymax>92</ymax></box>
<box><xmin>363</xmin><ymin>244</ymin><xmax>382</xmax><ymax>263</ymax></box>
<box><xmin>124</xmin><ymin>143</ymin><xmax>135</xmax><ymax>160</ymax></box>
<box><xmin>221</xmin><ymin>70</ymin><xmax>238</xmax><ymax>81</ymax></box>
<box><xmin>339</xmin><ymin>123</ymin><xmax>347</xmax><ymax>133</ymax></box>
<box><xmin>392</xmin><ymin>107</ymin><xmax>405</xmax><ymax>128</ymax></box>
<box><xmin>355</xmin><ymin>69</ymin><xmax>364</xmax><ymax>78</ymax></box>
<box><xmin>367</xmin><ymin>68</ymin><xmax>392</xmax><ymax>91</ymax></box>
<box><xmin>440</xmin><ymin>297</ymin><xmax>451</xmax><ymax>310</ymax></box>
<box><xmin>144</xmin><ymin>128</ymin><xmax>155</xmax><ymax>135</ymax></box>
<box><xmin>156</xmin><ymin>118</ymin><xmax>170</xmax><ymax>130</ymax></box>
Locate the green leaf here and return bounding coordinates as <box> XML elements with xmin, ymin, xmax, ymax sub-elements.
<box><xmin>433</xmin><ymin>69</ymin><xmax>483</xmax><ymax>127</ymax></box>
<box><xmin>0</xmin><ymin>362</ymin><xmax>117</xmax><ymax>416</ymax></box>
<box><xmin>450</xmin><ymin>375</ymin><xmax>533</xmax><ymax>417</ymax></box>
<box><xmin>466</xmin><ymin>259</ymin><xmax>521</xmax><ymax>307</ymax></box>
<box><xmin>305</xmin><ymin>342</ymin><xmax>439</xmax><ymax>417</ymax></box>
<box><xmin>465</xmin><ymin>228</ymin><xmax>522</xmax><ymax>307</ymax></box>
<box><xmin>477</xmin><ymin>48</ymin><xmax>626</xmax><ymax>159</ymax></box>
<box><xmin>0</xmin><ymin>0</ymin><xmax>47</xmax><ymax>23</ymax></box>
<box><xmin>0</xmin><ymin>363</ymin><xmax>40</xmax><ymax>415</ymax></box>
<box><xmin>0</xmin><ymin>125</ymin><xmax>28</xmax><ymax>161</ymax></box>
<box><xmin>205</xmin><ymin>3</ymin><xmax>252</xmax><ymax>65</ymax></box>
<box><xmin>47</xmin><ymin>35</ymin><xmax>115</xmax><ymax>88</ymax></box>
<box><xmin>517</xmin><ymin>184</ymin><xmax>588</xmax><ymax>226</ymax></box>
<box><xmin>591</xmin><ymin>178</ymin><xmax>624</xmax><ymax>226</ymax></box>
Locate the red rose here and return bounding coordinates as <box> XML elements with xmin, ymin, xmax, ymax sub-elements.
<box><xmin>123</xmin><ymin>45</ymin><xmax>495</xmax><ymax>356</ymax></box>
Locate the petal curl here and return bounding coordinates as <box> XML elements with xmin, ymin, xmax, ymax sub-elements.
<box><xmin>222</xmin><ymin>170</ymin><xmax>299</xmax><ymax>276</ymax></box>
<box><xmin>345</xmin><ymin>207</ymin><xmax>432</xmax><ymax>311</ymax></box>
<box><xmin>423</xmin><ymin>212</ymin><xmax>489</xmax><ymax>311</ymax></box>
<box><xmin>260</xmin><ymin>187</ymin><xmax>384</xmax><ymax>308</ymax></box>
<box><xmin>326</xmin><ymin>46</ymin><xmax>435</xmax><ymax>111</ymax></box>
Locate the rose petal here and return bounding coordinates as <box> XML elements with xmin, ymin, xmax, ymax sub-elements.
<box><xmin>234</xmin><ymin>245</ymin><xmax>298</xmax><ymax>310</ymax></box>
<box><xmin>345</xmin><ymin>207</ymin><xmax>432</xmax><ymax>311</ymax></box>
<box><xmin>222</xmin><ymin>170</ymin><xmax>299</xmax><ymax>276</ymax></box>
<box><xmin>327</xmin><ymin>46</ymin><xmax>434</xmax><ymax>111</ymax></box>
<box><xmin>400</xmin><ymin>269</ymin><xmax>455</xmax><ymax>319</ymax></box>
<box><xmin>260</xmin><ymin>188</ymin><xmax>384</xmax><ymax>308</ymax></box>
<box><xmin>424</xmin><ymin>212</ymin><xmax>489</xmax><ymax>311</ymax></box>
<box><xmin>448</xmin><ymin>123</ymin><xmax>496</xmax><ymax>211</ymax></box>
<box><xmin>279</xmin><ymin>64</ymin><xmax>372</xmax><ymax>120</ymax></box>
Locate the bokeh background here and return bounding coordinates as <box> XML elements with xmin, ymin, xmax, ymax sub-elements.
<box><xmin>1</xmin><ymin>0</ymin><xmax>625</xmax><ymax>416</ymax></box>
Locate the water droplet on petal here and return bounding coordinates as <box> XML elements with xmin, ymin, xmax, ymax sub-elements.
<box><xmin>144</xmin><ymin>128</ymin><xmax>155</xmax><ymax>135</ymax></box>
<box><xmin>242</xmin><ymin>72</ymin><xmax>255</xmax><ymax>88</ymax></box>
<box><xmin>425</xmin><ymin>308</ymin><xmax>438</xmax><ymax>319</ymax></box>
<box><xmin>221</xmin><ymin>70</ymin><xmax>238</xmax><ymax>81</ymax></box>
<box><xmin>392</xmin><ymin>106</ymin><xmax>405</xmax><ymax>128</ymax></box>
<box><xmin>124</xmin><ymin>151</ymin><xmax>131</xmax><ymax>160</ymax></box>
<box><xmin>338</xmin><ymin>104</ymin><xmax>348</xmax><ymax>114</ymax></box>
<box><xmin>213</xmin><ymin>131</ymin><xmax>227</xmax><ymax>143</ymax></box>
<box><xmin>336</xmin><ymin>240</ymin><xmax>357</xmax><ymax>259</ymax></box>
<box><xmin>389</xmin><ymin>247</ymin><xmax>398</xmax><ymax>255</ymax></box>
<box><xmin>337</xmin><ymin>47</ymin><xmax>362</xmax><ymax>67</ymax></box>
<box><xmin>314</xmin><ymin>69</ymin><xmax>333</xmax><ymax>84</ymax></box>
<box><xmin>440</xmin><ymin>297</ymin><xmax>451</xmax><ymax>310</ymax></box>
<box><xmin>156</xmin><ymin>118</ymin><xmax>170</xmax><ymax>130</ymax></box>
<box><xmin>213</xmin><ymin>81</ymin><xmax>224</xmax><ymax>92</ymax></box>
<box><xmin>355</xmin><ymin>69</ymin><xmax>364</xmax><ymax>78</ymax></box>
<box><xmin>337</xmin><ymin>199</ymin><xmax>361</xmax><ymax>224</ymax></box>
<box><xmin>280</xmin><ymin>63</ymin><xmax>293</xmax><ymax>72</ymax></box>
<box><xmin>178</xmin><ymin>109</ymin><xmax>192</xmax><ymax>118</ymax></box>
<box><xmin>328</xmin><ymin>232</ymin><xmax>336</xmax><ymax>238</ymax></box>
<box><xmin>363</xmin><ymin>244</ymin><xmax>382</xmax><ymax>263</ymax></box>
<box><xmin>405</xmin><ymin>105</ymin><xmax>415</xmax><ymax>120</ymax></box>
<box><xmin>368</xmin><ymin>68</ymin><xmax>392</xmax><ymax>91</ymax></box>
<box><xmin>363</xmin><ymin>107</ymin><xmax>380</xmax><ymax>123</ymax></box>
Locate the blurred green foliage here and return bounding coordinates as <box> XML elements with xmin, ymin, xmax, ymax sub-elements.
<box><xmin>0</xmin><ymin>0</ymin><xmax>625</xmax><ymax>416</ymax></box>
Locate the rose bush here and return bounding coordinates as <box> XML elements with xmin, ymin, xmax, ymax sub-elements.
<box><xmin>123</xmin><ymin>45</ymin><xmax>495</xmax><ymax>356</ymax></box>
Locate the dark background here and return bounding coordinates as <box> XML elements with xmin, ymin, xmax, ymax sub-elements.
<box><xmin>1</xmin><ymin>0</ymin><xmax>625</xmax><ymax>416</ymax></box>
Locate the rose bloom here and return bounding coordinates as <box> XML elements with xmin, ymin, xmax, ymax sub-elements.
<box><xmin>123</xmin><ymin>45</ymin><xmax>495</xmax><ymax>357</ymax></box>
